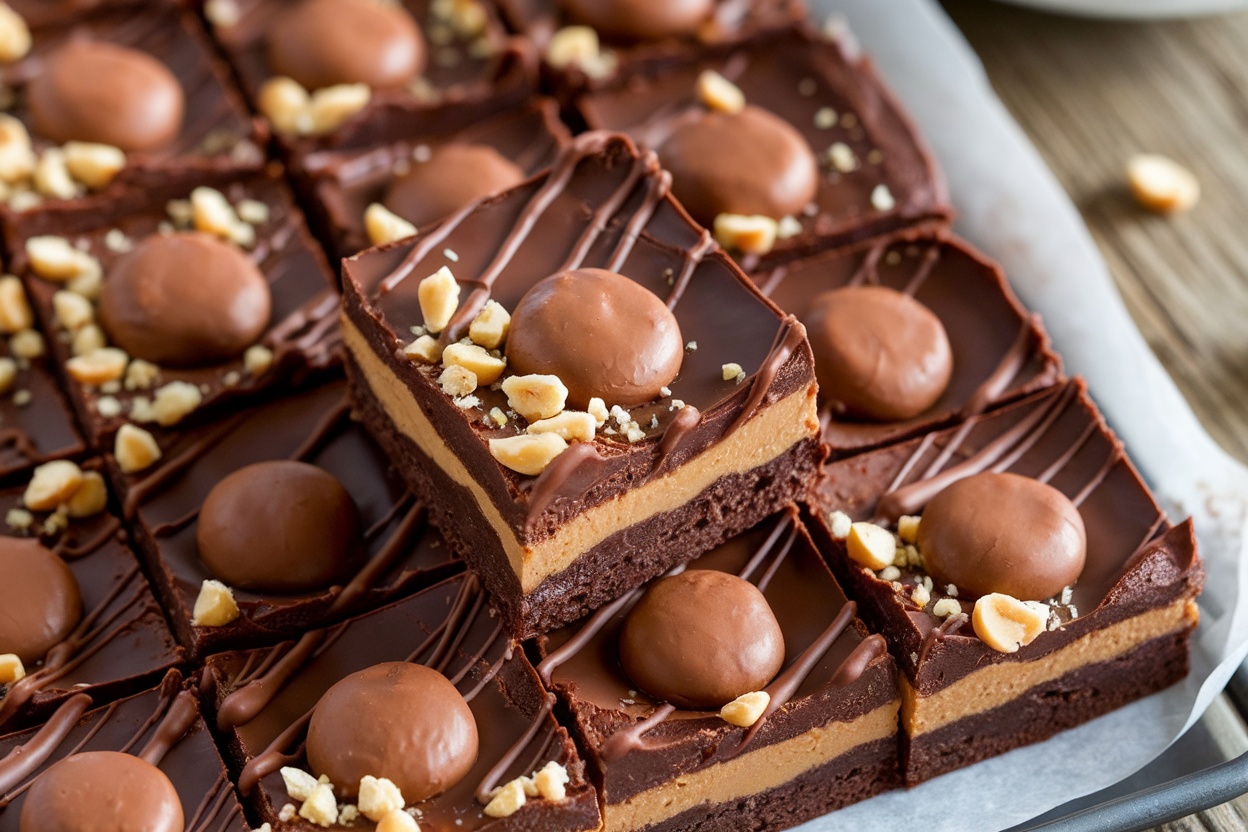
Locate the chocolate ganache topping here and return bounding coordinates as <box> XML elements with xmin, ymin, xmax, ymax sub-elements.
<box><xmin>19</xmin><ymin>750</ymin><xmax>184</xmax><ymax>832</ymax></box>
<box><xmin>268</xmin><ymin>0</ymin><xmax>426</xmax><ymax>90</ymax></box>
<box><xmin>656</xmin><ymin>105</ymin><xmax>818</xmax><ymax>227</ymax></box>
<box><xmin>28</xmin><ymin>39</ymin><xmax>185</xmax><ymax>152</ymax></box>
<box><xmin>803</xmin><ymin>285</ymin><xmax>953</xmax><ymax>422</ymax></box>
<box><xmin>197</xmin><ymin>460</ymin><xmax>365</xmax><ymax>594</ymax></box>
<box><xmin>383</xmin><ymin>144</ymin><xmax>526</xmax><ymax>230</ymax></box>
<box><xmin>559</xmin><ymin>0</ymin><xmax>714</xmax><ymax>41</ymax></box>
<box><xmin>0</xmin><ymin>537</ymin><xmax>81</xmax><ymax>665</ymax></box>
<box><xmin>98</xmin><ymin>231</ymin><xmax>272</xmax><ymax>368</ymax></box>
<box><xmin>506</xmin><ymin>268</ymin><xmax>683</xmax><ymax>408</ymax></box>
<box><xmin>917</xmin><ymin>471</ymin><xmax>1087</xmax><ymax>601</ymax></box>
<box><xmin>619</xmin><ymin>570</ymin><xmax>785</xmax><ymax>709</ymax></box>
<box><xmin>306</xmin><ymin>662</ymin><xmax>479</xmax><ymax>801</ymax></box>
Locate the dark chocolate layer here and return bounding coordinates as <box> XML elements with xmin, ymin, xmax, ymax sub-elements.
<box><xmin>112</xmin><ymin>377</ymin><xmax>461</xmax><ymax>657</ymax></box>
<box><xmin>0</xmin><ymin>472</ymin><xmax>182</xmax><ymax>731</ymax></box>
<box><xmin>205</xmin><ymin>573</ymin><xmax>601</xmax><ymax>831</ymax></box>
<box><xmin>811</xmin><ymin>379</ymin><xmax>1204</xmax><ymax>694</ymax></box>
<box><xmin>0</xmin><ymin>671</ymin><xmax>251</xmax><ymax>831</ymax></box>
<box><xmin>537</xmin><ymin>511</ymin><xmax>897</xmax><ymax>806</ymax></box>
<box><xmin>6</xmin><ymin>168</ymin><xmax>340</xmax><ymax>445</ymax></box>
<box><xmin>755</xmin><ymin>227</ymin><xmax>1062</xmax><ymax>456</ymax></box>
<box><xmin>577</xmin><ymin>24</ymin><xmax>950</xmax><ymax>266</ymax></box>
<box><xmin>0</xmin><ymin>332</ymin><xmax>84</xmax><ymax>484</ymax></box>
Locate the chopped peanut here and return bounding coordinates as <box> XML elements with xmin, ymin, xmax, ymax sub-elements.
<box><xmin>63</xmin><ymin>142</ymin><xmax>126</xmax><ymax>190</ymax></box>
<box><xmin>846</xmin><ymin>521</ymin><xmax>895</xmax><ymax>570</ymax></box>
<box><xmin>0</xmin><ymin>652</ymin><xmax>25</xmax><ymax>684</ymax></box>
<box><xmin>114</xmin><ymin>423</ymin><xmax>161</xmax><ymax>473</ymax></box>
<box><xmin>0</xmin><ymin>275</ymin><xmax>33</xmax><ymax>333</ymax></box>
<box><xmin>358</xmin><ymin>776</ymin><xmax>405</xmax><ymax>822</ymax></box>
<box><xmin>696</xmin><ymin>69</ymin><xmax>745</xmax><ymax>114</ymax></box>
<box><xmin>365</xmin><ymin>202</ymin><xmax>417</xmax><ymax>246</ymax></box>
<box><xmin>23</xmin><ymin>460</ymin><xmax>83</xmax><ymax>511</ymax></box>
<box><xmin>442</xmin><ymin>342</ymin><xmax>506</xmax><ymax>385</ymax></box>
<box><xmin>468</xmin><ymin>300</ymin><xmax>510</xmax><ymax>349</ymax></box>
<box><xmin>501</xmin><ymin>374</ymin><xmax>567</xmax><ymax>422</ymax></box>
<box><xmin>720</xmin><ymin>691</ymin><xmax>770</xmax><ymax>728</ymax></box>
<box><xmin>1127</xmin><ymin>153</ymin><xmax>1200</xmax><ymax>214</ymax></box>
<box><xmin>972</xmin><ymin>592</ymin><xmax>1047</xmax><ymax>653</ymax></box>
<box><xmin>417</xmin><ymin>266</ymin><xmax>459</xmax><ymax>334</ymax></box>
<box><xmin>483</xmin><ymin>778</ymin><xmax>527</xmax><ymax>818</ymax></box>
<box><xmin>403</xmin><ymin>335</ymin><xmax>443</xmax><ymax>364</ymax></box>
<box><xmin>0</xmin><ymin>3</ymin><xmax>31</xmax><ymax>63</ymax></box>
<box><xmin>66</xmin><ymin>347</ymin><xmax>129</xmax><ymax>386</ymax></box>
<box><xmin>66</xmin><ymin>471</ymin><xmax>108</xmax><ymax>518</ymax></box>
<box><xmin>527</xmin><ymin>410</ymin><xmax>596</xmax><ymax>443</ymax></box>
<box><xmin>713</xmin><ymin>213</ymin><xmax>778</xmax><ymax>255</ymax></box>
<box><xmin>489</xmin><ymin>433</ymin><xmax>568</xmax><ymax>476</ymax></box>
<box><xmin>192</xmin><ymin>579</ymin><xmax>240</xmax><ymax>627</ymax></box>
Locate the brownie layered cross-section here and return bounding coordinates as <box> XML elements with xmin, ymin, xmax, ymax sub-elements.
<box><xmin>577</xmin><ymin>24</ymin><xmax>950</xmax><ymax>268</ymax></box>
<box><xmin>752</xmin><ymin>227</ymin><xmax>1062</xmax><ymax>457</ymax></box>
<box><xmin>537</xmin><ymin>509</ymin><xmax>898</xmax><ymax>832</ymax></box>
<box><xmin>809</xmin><ymin>378</ymin><xmax>1203</xmax><ymax>785</ymax></box>
<box><xmin>0</xmin><ymin>2</ymin><xmax>263</xmax><ymax>218</ymax></box>
<box><xmin>0</xmin><ymin>670</ymin><xmax>253</xmax><ymax>830</ymax></box>
<box><xmin>205</xmin><ymin>573</ymin><xmax>601</xmax><ymax>831</ymax></box>
<box><xmin>5</xmin><ymin>168</ymin><xmax>340</xmax><ymax>447</ymax></box>
<box><xmin>341</xmin><ymin>132</ymin><xmax>823</xmax><ymax>637</ymax></box>
<box><xmin>0</xmin><ymin>463</ymin><xmax>182</xmax><ymax>731</ymax></box>
<box><xmin>109</xmin><ymin>377</ymin><xmax>461</xmax><ymax>658</ymax></box>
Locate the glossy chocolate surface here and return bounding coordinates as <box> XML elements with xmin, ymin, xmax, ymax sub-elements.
<box><xmin>0</xmin><ymin>331</ymin><xmax>83</xmax><ymax>491</ymax></box>
<box><xmin>297</xmin><ymin>99</ymin><xmax>569</xmax><ymax>257</ymax></box>
<box><xmin>537</xmin><ymin>511</ymin><xmax>895</xmax><ymax>804</ymax></box>
<box><xmin>205</xmin><ymin>574</ymin><xmax>600</xmax><ymax>830</ymax></box>
<box><xmin>113</xmin><ymin>378</ymin><xmax>460</xmax><ymax>657</ymax></box>
<box><xmin>6</xmin><ymin>170</ymin><xmax>340</xmax><ymax>445</ymax></box>
<box><xmin>342</xmin><ymin>132</ymin><xmax>816</xmax><ymax>536</ymax></box>
<box><xmin>577</xmin><ymin>25</ymin><xmax>950</xmax><ymax>264</ymax></box>
<box><xmin>0</xmin><ymin>672</ymin><xmax>251</xmax><ymax>831</ymax></box>
<box><xmin>0</xmin><ymin>475</ymin><xmax>182</xmax><ymax>731</ymax></box>
<box><xmin>755</xmin><ymin>227</ymin><xmax>1062</xmax><ymax>456</ymax></box>
<box><xmin>814</xmin><ymin>379</ymin><xmax>1203</xmax><ymax>693</ymax></box>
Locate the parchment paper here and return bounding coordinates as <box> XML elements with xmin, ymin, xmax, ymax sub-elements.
<box><xmin>792</xmin><ymin>3</ymin><xmax>1248</xmax><ymax>829</ymax></box>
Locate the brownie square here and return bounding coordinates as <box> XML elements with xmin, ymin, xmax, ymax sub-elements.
<box><xmin>109</xmin><ymin>376</ymin><xmax>462</xmax><ymax>657</ymax></box>
<box><xmin>295</xmin><ymin>98</ymin><xmax>571</xmax><ymax>258</ymax></box>
<box><xmin>577</xmin><ymin>24</ymin><xmax>951</xmax><ymax>267</ymax></box>
<box><xmin>0</xmin><ymin>464</ymin><xmax>182</xmax><ymax>731</ymax></box>
<box><xmin>0</xmin><ymin>278</ymin><xmax>84</xmax><ymax>481</ymax></box>
<box><xmin>0</xmin><ymin>670</ymin><xmax>253</xmax><ymax>830</ymax></box>
<box><xmin>537</xmin><ymin>509</ymin><xmax>899</xmax><ymax>832</ymax></box>
<box><xmin>753</xmin><ymin>227</ymin><xmax>1063</xmax><ymax>458</ymax></box>
<box><xmin>205</xmin><ymin>0</ymin><xmax>537</xmax><ymax>150</ymax></box>
<box><xmin>341</xmin><ymin>132</ymin><xmax>823</xmax><ymax>638</ymax></box>
<box><xmin>205</xmin><ymin>573</ymin><xmax>602</xmax><ymax>831</ymax></box>
<box><xmin>0</xmin><ymin>3</ymin><xmax>264</xmax><ymax>217</ymax></box>
<box><xmin>809</xmin><ymin>378</ymin><xmax>1204</xmax><ymax>785</ymax></box>
<box><xmin>4</xmin><ymin>168</ymin><xmax>340</xmax><ymax>447</ymax></box>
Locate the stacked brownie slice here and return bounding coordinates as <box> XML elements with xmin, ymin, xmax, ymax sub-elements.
<box><xmin>0</xmin><ymin>1</ymin><xmax>1203</xmax><ymax>831</ymax></box>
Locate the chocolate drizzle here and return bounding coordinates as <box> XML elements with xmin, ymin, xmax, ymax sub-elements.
<box><xmin>0</xmin><ymin>694</ymin><xmax>91</xmax><ymax>795</ymax></box>
<box><xmin>731</xmin><ymin>315</ymin><xmax>806</xmax><ymax>433</ymax></box>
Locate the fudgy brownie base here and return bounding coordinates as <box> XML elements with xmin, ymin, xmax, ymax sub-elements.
<box><xmin>347</xmin><ymin>358</ymin><xmax>823</xmax><ymax>637</ymax></box>
<box><xmin>903</xmin><ymin>628</ymin><xmax>1192</xmax><ymax>786</ymax></box>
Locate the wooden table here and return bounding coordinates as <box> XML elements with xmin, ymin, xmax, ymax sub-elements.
<box><xmin>941</xmin><ymin>3</ymin><xmax>1248</xmax><ymax>828</ymax></box>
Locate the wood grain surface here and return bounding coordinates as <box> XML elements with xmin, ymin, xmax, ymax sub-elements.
<box><xmin>941</xmin><ymin>3</ymin><xmax>1248</xmax><ymax>829</ymax></box>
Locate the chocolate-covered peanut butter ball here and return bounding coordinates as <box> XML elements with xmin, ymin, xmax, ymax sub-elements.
<box><xmin>98</xmin><ymin>231</ymin><xmax>271</xmax><ymax>368</ymax></box>
<box><xmin>268</xmin><ymin>0</ymin><xmax>425</xmax><ymax>90</ymax></box>
<box><xmin>197</xmin><ymin>461</ymin><xmax>365</xmax><ymax>594</ymax></box>
<box><xmin>619</xmin><ymin>570</ymin><xmax>785</xmax><ymax>709</ymax></box>
<box><xmin>20</xmin><ymin>751</ymin><xmax>183</xmax><ymax>832</ymax></box>
<box><xmin>306</xmin><ymin>662</ymin><xmax>478</xmax><ymax>801</ymax></box>
<box><xmin>28</xmin><ymin>40</ymin><xmax>185</xmax><ymax>152</ymax></box>
<box><xmin>383</xmin><ymin>144</ymin><xmax>525</xmax><ymax>229</ymax></box>
<box><xmin>560</xmin><ymin>0</ymin><xmax>714</xmax><ymax>41</ymax></box>
<box><xmin>918</xmin><ymin>472</ymin><xmax>1087</xmax><ymax>602</ymax></box>
<box><xmin>0</xmin><ymin>537</ymin><xmax>81</xmax><ymax>664</ymax></box>
<box><xmin>506</xmin><ymin>268</ymin><xmax>683</xmax><ymax>408</ymax></box>
<box><xmin>804</xmin><ymin>285</ymin><xmax>953</xmax><ymax>422</ymax></box>
<box><xmin>657</xmin><ymin>105</ymin><xmax>818</xmax><ymax>227</ymax></box>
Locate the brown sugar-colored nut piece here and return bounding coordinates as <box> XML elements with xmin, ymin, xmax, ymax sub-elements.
<box><xmin>67</xmin><ymin>470</ymin><xmax>108</xmax><ymax>518</ymax></box>
<box><xmin>0</xmin><ymin>275</ymin><xmax>33</xmax><ymax>333</ymax></box>
<box><xmin>365</xmin><ymin>202</ymin><xmax>417</xmax><ymax>246</ymax></box>
<box><xmin>489</xmin><ymin>432</ymin><xmax>568</xmax><ymax>475</ymax></box>
<box><xmin>192</xmin><ymin>578</ymin><xmax>241</xmax><ymax>627</ymax></box>
<box><xmin>561</xmin><ymin>0</ymin><xmax>713</xmax><ymax>41</ymax></box>
<box><xmin>19</xmin><ymin>751</ymin><xmax>184</xmax><ymax>832</ymax></box>
<box><xmin>501</xmin><ymin>373</ymin><xmax>568</xmax><ymax>422</ymax></box>
<box><xmin>23</xmin><ymin>459</ymin><xmax>84</xmax><ymax>510</ymax></box>
<box><xmin>382</xmin><ymin>144</ymin><xmax>524</xmax><ymax>230</ymax></box>
<box><xmin>0</xmin><ymin>653</ymin><xmax>25</xmax><ymax>685</ymax></box>
<box><xmin>972</xmin><ymin>592</ymin><xmax>1048</xmax><ymax>653</ymax></box>
<box><xmin>442</xmin><ymin>343</ymin><xmax>506</xmax><ymax>385</ymax></box>
<box><xmin>417</xmin><ymin>266</ymin><xmax>459</xmax><ymax>334</ymax></box>
<box><xmin>115</xmin><ymin>423</ymin><xmax>162</xmax><ymax>473</ymax></box>
<box><xmin>1127</xmin><ymin>153</ymin><xmax>1200</xmax><ymax>214</ymax></box>
<box><xmin>0</xmin><ymin>3</ymin><xmax>32</xmax><ymax>64</ymax></box>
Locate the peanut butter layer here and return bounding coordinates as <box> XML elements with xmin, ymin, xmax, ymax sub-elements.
<box><xmin>603</xmin><ymin>703</ymin><xmax>899</xmax><ymax>832</ymax></box>
<box><xmin>902</xmin><ymin>597</ymin><xmax>1198</xmax><ymax>737</ymax></box>
<box><xmin>345</xmin><ymin>315</ymin><xmax>818</xmax><ymax>594</ymax></box>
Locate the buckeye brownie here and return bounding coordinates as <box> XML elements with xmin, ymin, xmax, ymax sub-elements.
<box><xmin>341</xmin><ymin>131</ymin><xmax>823</xmax><ymax>637</ymax></box>
<box><xmin>537</xmin><ymin>509</ymin><xmax>898</xmax><ymax>832</ymax></box>
<box><xmin>752</xmin><ymin>227</ymin><xmax>1062</xmax><ymax>457</ymax></box>
<box><xmin>809</xmin><ymin>378</ymin><xmax>1203</xmax><ymax>785</ymax></box>
<box><xmin>0</xmin><ymin>461</ymin><xmax>181</xmax><ymax>731</ymax></box>
<box><xmin>110</xmin><ymin>377</ymin><xmax>461</xmax><ymax>657</ymax></box>
<box><xmin>295</xmin><ymin>98</ymin><xmax>570</xmax><ymax>258</ymax></box>
<box><xmin>204</xmin><ymin>0</ymin><xmax>536</xmax><ymax>150</ymax></box>
<box><xmin>205</xmin><ymin>573</ymin><xmax>601</xmax><ymax>831</ymax></box>
<box><xmin>0</xmin><ymin>274</ymin><xmax>84</xmax><ymax>480</ymax></box>
<box><xmin>0</xmin><ymin>2</ymin><xmax>263</xmax><ymax>217</ymax></box>
<box><xmin>5</xmin><ymin>168</ymin><xmax>339</xmax><ymax>448</ymax></box>
<box><xmin>577</xmin><ymin>24</ymin><xmax>951</xmax><ymax>267</ymax></box>
<box><xmin>0</xmin><ymin>670</ymin><xmax>252</xmax><ymax>830</ymax></box>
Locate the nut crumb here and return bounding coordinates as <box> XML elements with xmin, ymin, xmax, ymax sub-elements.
<box><xmin>897</xmin><ymin>515</ymin><xmax>920</xmax><ymax>543</ymax></box>
<box><xmin>720</xmin><ymin>690</ymin><xmax>770</xmax><ymax>727</ymax></box>
<box><xmin>298</xmin><ymin>782</ymin><xmax>338</xmax><ymax>826</ymax></box>
<box><xmin>870</xmin><ymin>184</ymin><xmax>895</xmax><ymax>212</ymax></box>
<box><xmin>878</xmin><ymin>565</ymin><xmax>900</xmax><ymax>581</ymax></box>
<box><xmin>932</xmin><ymin>598</ymin><xmax>961</xmax><ymax>619</ymax></box>
<box><xmin>359</xmin><ymin>775</ymin><xmax>405</xmax><ymax>822</ymax></box>
<box><xmin>483</xmin><ymin>778</ymin><xmax>527</xmax><ymax>818</ymax></box>
<box><xmin>721</xmin><ymin>362</ymin><xmax>746</xmax><ymax>383</ymax></box>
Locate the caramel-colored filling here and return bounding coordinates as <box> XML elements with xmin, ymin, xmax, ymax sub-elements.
<box><xmin>601</xmin><ymin>702</ymin><xmax>898</xmax><ymax>832</ymax></box>
<box><xmin>344</xmin><ymin>315</ymin><xmax>819</xmax><ymax>594</ymax></box>
<box><xmin>902</xmin><ymin>597</ymin><xmax>1198</xmax><ymax>737</ymax></box>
